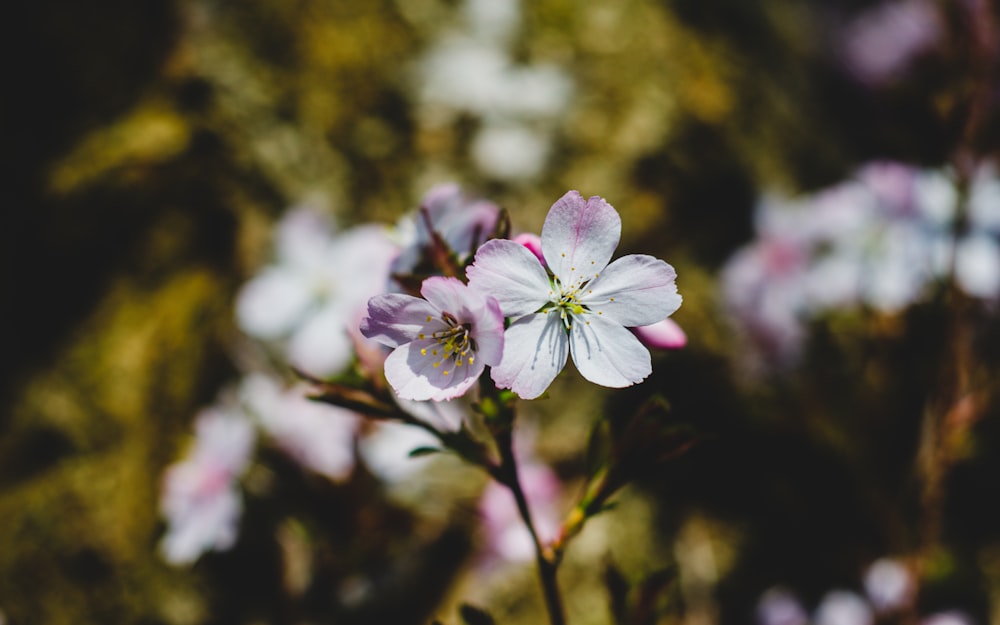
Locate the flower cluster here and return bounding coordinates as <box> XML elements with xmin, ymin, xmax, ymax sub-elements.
<box><xmin>721</xmin><ymin>161</ymin><xmax>1000</xmax><ymax>367</ymax></box>
<box><xmin>362</xmin><ymin>189</ymin><xmax>683</xmax><ymax>401</ymax></box>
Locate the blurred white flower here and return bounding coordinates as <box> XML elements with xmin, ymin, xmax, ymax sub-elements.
<box><xmin>236</xmin><ymin>206</ymin><xmax>397</xmax><ymax>377</ymax></box>
<box><xmin>863</xmin><ymin>557</ymin><xmax>914</xmax><ymax>613</ymax></box>
<box><xmin>814</xmin><ymin>590</ymin><xmax>874</xmax><ymax>625</ymax></box>
<box><xmin>472</xmin><ymin>123</ymin><xmax>550</xmax><ymax>181</ymax></box>
<box><xmin>159</xmin><ymin>408</ymin><xmax>256</xmax><ymax>565</ymax></box>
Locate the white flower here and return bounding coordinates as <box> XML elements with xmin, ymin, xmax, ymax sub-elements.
<box><xmin>467</xmin><ymin>191</ymin><xmax>681</xmax><ymax>399</ymax></box>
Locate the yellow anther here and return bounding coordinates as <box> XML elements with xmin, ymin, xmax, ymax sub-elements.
<box><xmin>418</xmin><ymin>333</ymin><xmax>425</xmax><ymax>339</ymax></box>
<box><xmin>420</xmin><ymin>348</ymin><xmax>427</xmax><ymax>356</ymax></box>
<box><xmin>433</xmin><ymin>362</ymin><xmax>440</xmax><ymax>368</ymax></box>
<box><xmin>443</xmin><ymin>370</ymin><xmax>449</xmax><ymax>376</ymax></box>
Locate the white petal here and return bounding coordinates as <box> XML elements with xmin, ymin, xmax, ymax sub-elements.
<box><xmin>491</xmin><ymin>313</ymin><xmax>568</xmax><ymax>399</ymax></box>
<box><xmin>467</xmin><ymin>239</ymin><xmax>551</xmax><ymax>316</ymax></box>
<box><xmin>956</xmin><ymin>234</ymin><xmax>1000</xmax><ymax>299</ymax></box>
<box><xmin>541</xmin><ymin>191</ymin><xmax>621</xmax><ymax>289</ymax></box>
<box><xmin>235</xmin><ymin>267</ymin><xmax>313</xmax><ymax>339</ymax></box>
<box><xmin>287</xmin><ymin>306</ymin><xmax>355</xmax><ymax>377</ymax></box>
<box><xmin>584</xmin><ymin>254</ymin><xmax>681</xmax><ymax>327</ymax></box>
<box><xmin>569</xmin><ymin>314</ymin><xmax>651</xmax><ymax>388</ymax></box>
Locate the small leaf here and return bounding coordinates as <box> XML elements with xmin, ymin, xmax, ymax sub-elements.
<box><xmin>459</xmin><ymin>603</ymin><xmax>497</xmax><ymax>625</ymax></box>
<box><xmin>408</xmin><ymin>446</ymin><xmax>442</xmax><ymax>458</ymax></box>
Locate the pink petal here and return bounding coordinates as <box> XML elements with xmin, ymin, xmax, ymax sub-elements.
<box><xmin>569</xmin><ymin>313</ymin><xmax>651</xmax><ymax>388</ymax></box>
<box><xmin>631</xmin><ymin>318</ymin><xmax>687</xmax><ymax>350</ymax></box>
<box><xmin>512</xmin><ymin>232</ymin><xmax>546</xmax><ymax>266</ymax></box>
<box><xmin>467</xmin><ymin>239</ymin><xmax>551</xmax><ymax>316</ymax></box>
<box><xmin>583</xmin><ymin>254</ymin><xmax>682</xmax><ymax>327</ymax></box>
<box><xmin>491</xmin><ymin>313</ymin><xmax>568</xmax><ymax>399</ymax></box>
<box><xmin>541</xmin><ymin>191</ymin><xmax>621</xmax><ymax>289</ymax></box>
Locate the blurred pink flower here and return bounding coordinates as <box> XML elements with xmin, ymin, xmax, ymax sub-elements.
<box><xmin>837</xmin><ymin>0</ymin><xmax>942</xmax><ymax>86</ymax></box>
<box><xmin>159</xmin><ymin>408</ymin><xmax>256</xmax><ymax>565</ymax></box>
<box><xmin>240</xmin><ymin>374</ymin><xmax>359</xmax><ymax>481</ymax></box>
<box><xmin>631</xmin><ymin>317</ymin><xmax>687</xmax><ymax>350</ymax></box>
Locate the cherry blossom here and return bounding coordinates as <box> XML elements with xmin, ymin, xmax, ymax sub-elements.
<box><xmin>360</xmin><ymin>276</ymin><xmax>505</xmax><ymax>401</ymax></box>
<box><xmin>466</xmin><ymin>191</ymin><xmax>681</xmax><ymax>399</ymax></box>
<box><xmin>159</xmin><ymin>408</ymin><xmax>256</xmax><ymax>565</ymax></box>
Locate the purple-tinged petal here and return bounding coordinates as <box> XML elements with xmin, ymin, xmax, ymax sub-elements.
<box><xmin>491</xmin><ymin>313</ymin><xmax>568</xmax><ymax>399</ymax></box>
<box><xmin>583</xmin><ymin>254</ymin><xmax>682</xmax><ymax>327</ymax></box>
<box><xmin>471</xmin><ymin>295</ymin><xmax>506</xmax><ymax>366</ymax></box>
<box><xmin>467</xmin><ymin>239</ymin><xmax>551</xmax><ymax>316</ymax></box>
<box><xmin>541</xmin><ymin>191</ymin><xmax>621</xmax><ymax>288</ymax></box>
<box><xmin>360</xmin><ymin>293</ymin><xmax>442</xmax><ymax>348</ymax></box>
<box><xmin>631</xmin><ymin>318</ymin><xmax>687</xmax><ymax>350</ymax></box>
<box><xmin>384</xmin><ymin>339</ymin><xmax>484</xmax><ymax>401</ymax></box>
<box><xmin>569</xmin><ymin>313</ymin><xmax>651</xmax><ymax>388</ymax></box>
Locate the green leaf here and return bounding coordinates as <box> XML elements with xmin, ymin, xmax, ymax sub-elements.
<box><xmin>408</xmin><ymin>446</ymin><xmax>442</xmax><ymax>458</ymax></box>
<box><xmin>459</xmin><ymin>603</ymin><xmax>497</xmax><ymax>625</ymax></box>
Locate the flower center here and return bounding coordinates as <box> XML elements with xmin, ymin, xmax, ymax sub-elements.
<box><xmin>418</xmin><ymin>311</ymin><xmax>477</xmax><ymax>376</ymax></box>
<box><xmin>546</xmin><ymin>275</ymin><xmax>591</xmax><ymax>329</ymax></box>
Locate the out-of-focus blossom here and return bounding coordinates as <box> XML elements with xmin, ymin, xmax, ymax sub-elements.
<box><xmin>236</xmin><ymin>206</ymin><xmax>397</xmax><ymax>377</ymax></box>
<box><xmin>414</xmin><ymin>0</ymin><xmax>572</xmax><ymax>181</ymax></box>
<box><xmin>863</xmin><ymin>558</ymin><xmax>914</xmax><ymax>613</ymax></box>
<box><xmin>478</xmin><ymin>454</ymin><xmax>562</xmax><ymax>564</ymax></box>
<box><xmin>513</xmin><ymin>232</ymin><xmax>545</xmax><ymax>265</ymax></box>
<box><xmin>391</xmin><ymin>183</ymin><xmax>500</xmax><ymax>277</ymax></box>
<box><xmin>361</xmin><ymin>276</ymin><xmax>505</xmax><ymax>401</ymax></box>
<box><xmin>814</xmin><ymin>590</ymin><xmax>874</xmax><ymax>625</ymax></box>
<box><xmin>160</xmin><ymin>408</ymin><xmax>256</xmax><ymax>565</ymax></box>
<box><xmin>837</xmin><ymin>0</ymin><xmax>943</xmax><ymax>86</ymax></box>
<box><xmin>721</xmin><ymin>161</ymin><xmax>1000</xmax><ymax>369</ymax></box>
<box><xmin>632</xmin><ymin>318</ymin><xmax>687</xmax><ymax>350</ymax></box>
<box><xmin>240</xmin><ymin>373</ymin><xmax>358</xmax><ymax>482</ymax></box>
<box><xmin>357</xmin><ymin>421</ymin><xmax>445</xmax><ymax>484</ymax></box>
<box><xmin>468</xmin><ymin>191</ymin><xmax>681</xmax><ymax>398</ymax></box>
<box><xmin>756</xmin><ymin>586</ymin><xmax>809</xmax><ymax>625</ymax></box>
<box><xmin>472</xmin><ymin>122</ymin><xmax>551</xmax><ymax>181</ymax></box>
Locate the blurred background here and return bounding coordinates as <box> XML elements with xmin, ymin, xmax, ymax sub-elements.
<box><xmin>2</xmin><ymin>0</ymin><xmax>1000</xmax><ymax>623</ymax></box>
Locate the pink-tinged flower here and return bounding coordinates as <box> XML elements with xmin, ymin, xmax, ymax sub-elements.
<box><xmin>159</xmin><ymin>408</ymin><xmax>256</xmax><ymax>565</ymax></box>
<box><xmin>360</xmin><ymin>276</ymin><xmax>505</xmax><ymax>401</ymax></box>
<box><xmin>240</xmin><ymin>374</ymin><xmax>358</xmax><ymax>482</ymax></box>
<box><xmin>466</xmin><ymin>191</ymin><xmax>682</xmax><ymax>399</ymax></box>
<box><xmin>632</xmin><ymin>317</ymin><xmax>687</xmax><ymax>350</ymax></box>
<box><xmin>837</xmin><ymin>0</ymin><xmax>942</xmax><ymax>86</ymax></box>
<box><xmin>512</xmin><ymin>232</ymin><xmax>545</xmax><ymax>265</ymax></box>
